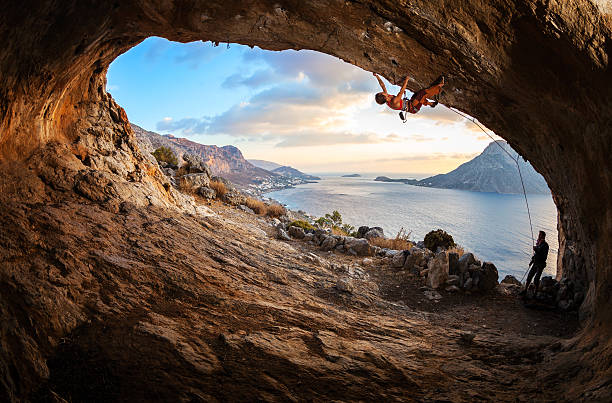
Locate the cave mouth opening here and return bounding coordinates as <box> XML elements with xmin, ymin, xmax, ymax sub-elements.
<box><xmin>1</xmin><ymin>1</ymin><xmax>611</xmax><ymax>400</ymax></box>
<box><xmin>106</xmin><ymin>37</ymin><xmax>560</xmax><ymax>280</ymax></box>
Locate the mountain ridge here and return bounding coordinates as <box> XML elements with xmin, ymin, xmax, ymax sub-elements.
<box><xmin>132</xmin><ymin>124</ymin><xmax>319</xmax><ymax>191</ymax></box>
<box><xmin>375</xmin><ymin>141</ymin><xmax>550</xmax><ymax>195</ymax></box>
<box><xmin>418</xmin><ymin>141</ymin><xmax>550</xmax><ymax>194</ymax></box>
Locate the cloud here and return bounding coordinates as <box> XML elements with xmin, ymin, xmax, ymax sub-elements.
<box><xmin>154</xmin><ymin>47</ymin><xmax>480</xmax><ymax>151</ymax></box>
<box><xmin>274</xmin><ymin>132</ymin><xmax>403</xmax><ymax>147</ymax></box>
<box><xmin>156</xmin><ymin>117</ymin><xmax>206</xmax><ymax>133</ymax></box>
<box><xmin>222</xmin><ymin>69</ymin><xmax>280</xmax><ymax>89</ymax></box>
<box><xmin>144</xmin><ymin>37</ymin><xmax>172</xmax><ymax>62</ymax></box>
<box><xmin>410</xmin><ymin>134</ymin><xmax>436</xmax><ymax>142</ymax></box>
<box><xmin>374</xmin><ymin>152</ymin><xmax>478</xmax><ymax>162</ymax></box>
<box><xmin>416</xmin><ymin>106</ymin><xmax>465</xmax><ymax>124</ymax></box>
<box><xmin>232</xmin><ymin>49</ymin><xmax>376</xmax><ymax>94</ymax></box>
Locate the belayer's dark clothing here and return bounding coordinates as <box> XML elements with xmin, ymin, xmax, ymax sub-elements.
<box><xmin>526</xmin><ymin>261</ymin><xmax>545</xmax><ymax>290</ymax></box>
<box><xmin>525</xmin><ymin>240</ymin><xmax>549</xmax><ymax>290</ymax></box>
<box><xmin>532</xmin><ymin>240</ymin><xmax>549</xmax><ymax>266</ymax></box>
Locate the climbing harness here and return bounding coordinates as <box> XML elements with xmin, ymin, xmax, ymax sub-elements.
<box><xmin>399</xmin><ymin>92</ymin><xmax>440</xmax><ymax>123</ymax></box>
<box><xmin>446</xmin><ymin>106</ymin><xmax>537</xmax><ymax>277</ymax></box>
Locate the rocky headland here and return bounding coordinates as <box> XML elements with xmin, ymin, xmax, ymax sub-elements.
<box><xmin>375</xmin><ymin>176</ymin><xmax>420</xmax><ymax>185</ymax></box>
<box><xmin>418</xmin><ymin>141</ymin><xmax>550</xmax><ymax>194</ymax></box>
<box><xmin>375</xmin><ymin>141</ymin><xmax>550</xmax><ymax>194</ymax></box>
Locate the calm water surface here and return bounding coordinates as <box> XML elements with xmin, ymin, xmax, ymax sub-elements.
<box><xmin>267</xmin><ymin>175</ymin><xmax>558</xmax><ymax>279</ymax></box>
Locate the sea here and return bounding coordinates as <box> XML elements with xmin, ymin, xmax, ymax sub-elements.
<box><xmin>267</xmin><ymin>174</ymin><xmax>558</xmax><ymax>280</ymax></box>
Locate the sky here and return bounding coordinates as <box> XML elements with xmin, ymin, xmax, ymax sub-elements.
<box><xmin>107</xmin><ymin>37</ymin><xmax>499</xmax><ymax>175</ymax></box>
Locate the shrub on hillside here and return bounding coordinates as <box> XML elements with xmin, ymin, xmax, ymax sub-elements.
<box><xmin>369</xmin><ymin>228</ymin><xmax>413</xmax><ymax>250</ymax></box>
<box><xmin>245</xmin><ymin>197</ymin><xmax>267</xmax><ymax>215</ymax></box>
<box><xmin>209</xmin><ymin>180</ymin><xmax>227</xmax><ymax>199</ymax></box>
<box><xmin>314</xmin><ymin>211</ymin><xmax>356</xmax><ymax>236</ymax></box>
<box><xmin>424</xmin><ymin>229</ymin><xmax>456</xmax><ymax>251</ymax></box>
<box><xmin>289</xmin><ymin>220</ymin><xmax>315</xmax><ymax>231</ymax></box>
<box><xmin>266</xmin><ymin>204</ymin><xmax>286</xmax><ymax>218</ymax></box>
<box><xmin>152</xmin><ymin>146</ymin><xmax>178</xmax><ymax>167</ymax></box>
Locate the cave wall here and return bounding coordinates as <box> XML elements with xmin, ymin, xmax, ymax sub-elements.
<box><xmin>0</xmin><ymin>0</ymin><xmax>611</xmax><ymax>397</ymax></box>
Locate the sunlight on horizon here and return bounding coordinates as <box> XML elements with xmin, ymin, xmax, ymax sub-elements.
<box><xmin>107</xmin><ymin>37</ymin><xmax>499</xmax><ymax>175</ymax></box>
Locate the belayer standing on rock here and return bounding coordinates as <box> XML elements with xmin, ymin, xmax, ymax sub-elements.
<box><xmin>521</xmin><ymin>231</ymin><xmax>549</xmax><ymax>295</ymax></box>
<box><xmin>373</xmin><ymin>72</ymin><xmax>445</xmax><ymax>120</ymax></box>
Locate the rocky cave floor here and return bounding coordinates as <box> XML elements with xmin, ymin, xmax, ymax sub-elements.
<box><xmin>2</xmin><ymin>194</ymin><xmax>580</xmax><ymax>402</ymax></box>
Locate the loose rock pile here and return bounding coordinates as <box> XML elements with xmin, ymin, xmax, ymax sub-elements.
<box><xmin>280</xmin><ymin>223</ymin><xmax>501</xmax><ymax>294</ymax></box>
<box><xmin>525</xmin><ymin>276</ymin><xmax>584</xmax><ymax>311</ymax></box>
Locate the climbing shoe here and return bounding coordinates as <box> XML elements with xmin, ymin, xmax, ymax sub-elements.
<box><xmin>399</xmin><ymin>111</ymin><xmax>405</xmax><ymax>121</ymax></box>
<box><xmin>431</xmin><ymin>100</ymin><xmax>439</xmax><ymax>108</ymax></box>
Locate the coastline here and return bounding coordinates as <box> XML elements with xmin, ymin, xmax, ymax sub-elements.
<box><xmin>264</xmin><ymin>175</ymin><xmax>558</xmax><ymax>279</ymax></box>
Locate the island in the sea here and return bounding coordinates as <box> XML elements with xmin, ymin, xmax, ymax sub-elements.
<box><xmin>374</xmin><ymin>176</ymin><xmax>419</xmax><ymax>185</ymax></box>
<box><xmin>342</xmin><ymin>174</ymin><xmax>361</xmax><ymax>178</ymax></box>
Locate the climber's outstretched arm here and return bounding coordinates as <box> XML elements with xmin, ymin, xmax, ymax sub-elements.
<box><xmin>396</xmin><ymin>75</ymin><xmax>410</xmax><ymax>98</ymax></box>
<box><xmin>373</xmin><ymin>72</ymin><xmax>387</xmax><ymax>93</ymax></box>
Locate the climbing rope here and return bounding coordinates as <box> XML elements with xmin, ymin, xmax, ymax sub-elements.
<box><xmin>446</xmin><ymin>106</ymin><xmax>536</xmax><ymax>249</ymax></box>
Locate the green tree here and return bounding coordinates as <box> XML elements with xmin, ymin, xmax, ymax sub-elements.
<box><xmin>152</xmin><ymin>146</ymin><xmax>178</xmax><ymax>166</ymax></box>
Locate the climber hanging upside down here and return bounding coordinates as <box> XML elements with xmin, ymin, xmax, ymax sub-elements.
<box><xmin>373</xmin><ymin>72</ymin><xmax>445</xmax><ymax>119</ymax></box>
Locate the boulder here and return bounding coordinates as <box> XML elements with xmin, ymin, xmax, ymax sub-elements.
<box><xmin>362</xmin><ymin>258</ymin><xmax>373</xmax><ymax>266</ymax></box>
<box><xmin>426</xmin><ymin>252</ymin><xmax>449</xmax><ymax>289</ymax></box>
<box><xmin>463</xmin><ymin>277</ymin><xmax>474</xmax><ymax>291</ymax></box>
<box><xmin>364</xmin><ymin>227</ymin><xmax>385</xmax><ymax>240</ymax></box>
<box><xmin>345</xmin><ymin>238</ymin><xmax>373</xmax><ymax>256</ymax></box>
<box><xmin>458</xmin><ymin>253</ymin><xmax>477</xmax><ymax>274</ymax></box>
<box><xmin>391</xmin><ymin>250</ymin><xmax>409</xmax><ymax>268</ymax></box>
<box><xmin>445</xmin><ymin>285</ymin><xmax>460</xmax><ymax>292</ymax></box>
<box><xmin>478</xmin><ymin>262</ymin><xmax>499</xmax><ymax>291</ymax></box>
<box><xmin>356</xmin><ymin>226</ymin><xmax>370</xmax><ymax>238</ymax></box>
<box><xmin>178</xmin><ymin>173</ymin><xmax>210</xmax><ymax>192</ymax></box>
<box><xmin>277</xmin><ymin>228</ymin><xmax>291</xmax><ymax>241</ymax></box>
<box><xmin>288</xmin><ymin>226</ymin><xmax>306</xmax><ymax>239</ymax></box>
<box><xmin>384</xmin><ymin>249</ymin><xmax>398</xmax><ymax>258</ymax></box>
<box><xmin>197</xmin><ymin>186</ymin><xmax>216</xmax><ymax>200</ymax></box>
<box><xmin>182</xmin><ymin>153</ymin><xmax>212</xmax><ymax>176</ymax></box>
<box><xmin>446</xmin><ymin>275</ymin><xmax>460</xmax><ymax>287</ymax></box>
<box><xmin>501</xmin><ymin>275</ymin><xmax>522</xmax><ymax>286</ymax></box>
<box><xmin>223</xmin><ymin>191</ymin><xmax>246</xmax><ymax>206</ymax></box>
<box><xmin>304</xmin><ymin>233</ymin><xmax>315</xmax><ymax>242</ymax></box>
<box><xmin>159</xmin><ymin>160</ymin><xmax>178</xmax><ymax>170</ymax></box>
<box><xmin>237</xmin><ymin>204</ymin><xmax>254</xmax><ymax>214</ymax></box>
<box><xmin>404</xmin><ymin>248</ymin><xmax>428</xmax><ymax>272</ymax></box>
<box><xmin>448</xmin><ymin>252</ymin><xmax>460</xmax><ymax>275</ymax></box>
<box><xmin>320</xmin><ymin>236</ymin><xmax>339</xmax><ymax>251</ymax></box>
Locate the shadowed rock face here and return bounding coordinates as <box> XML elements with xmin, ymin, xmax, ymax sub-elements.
<box><xmin>0</xmin><ymin>0</ymin><xmax>611</xmax><ymax>400</ymax></box>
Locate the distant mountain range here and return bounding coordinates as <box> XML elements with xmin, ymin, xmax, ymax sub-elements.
<box><xmin>375</xmin><ymin>141</ymin><xmax>550</xmax><ymax>194</ymax></box>
<box><xmin>249</xmin><ymin>160</ymin><xmax>320</xmax><ymax>181</ymax></box>
<box><xmin>132</xmin><ymin>124</ymin><xmax>319</xmax><ymax>190</ymax></box>
<box><xmin>247</xmin><ymin>159</ymin><xmax>283</xmax><ymax>171</ymax></box>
